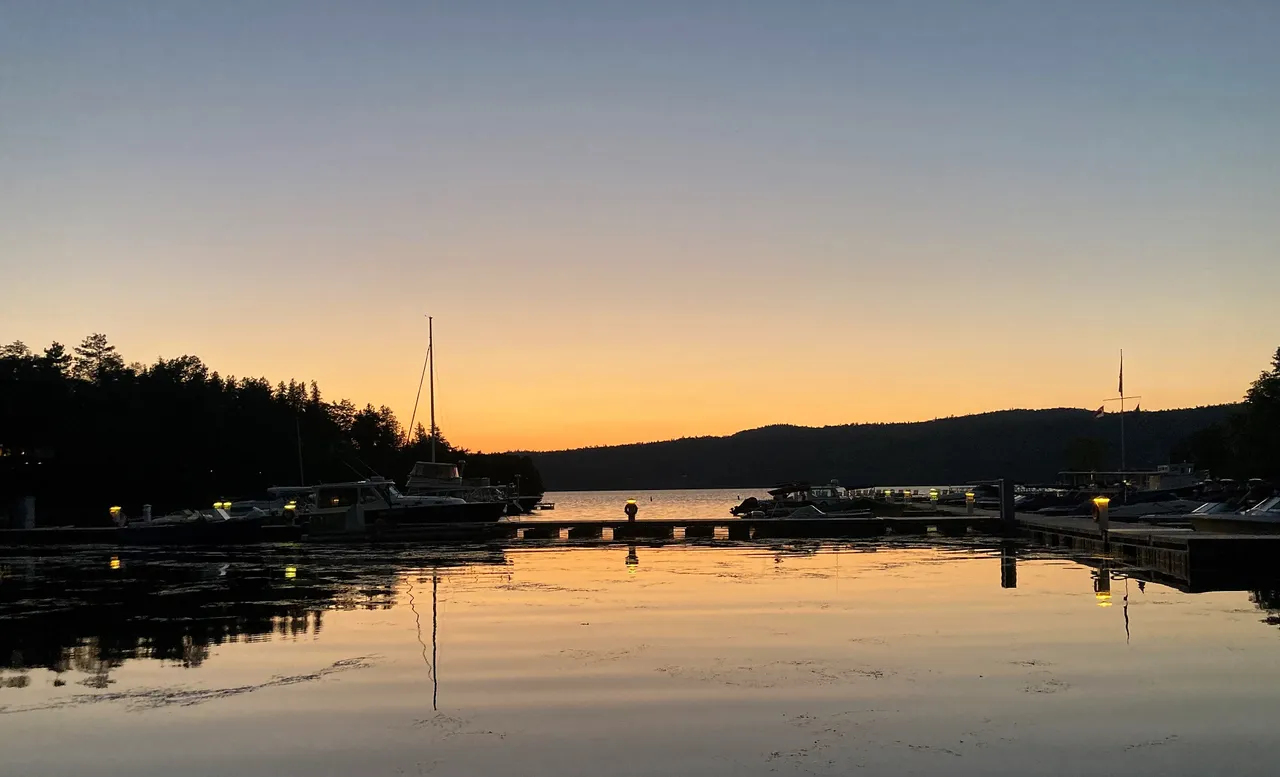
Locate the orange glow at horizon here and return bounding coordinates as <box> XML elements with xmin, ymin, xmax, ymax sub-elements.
<box><xmin>4</xmin><ymin>311</ymin><xmax>1267</xmax><ymax>453</ymax></box>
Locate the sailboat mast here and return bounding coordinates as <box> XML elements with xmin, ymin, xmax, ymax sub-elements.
<box><xmin>429</xmin><ymin>316</ymin><xmax>436</xmax><ymax>464</ymax></box>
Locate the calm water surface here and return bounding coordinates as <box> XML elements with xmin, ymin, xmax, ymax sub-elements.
<box><xmin>2</xmin><ymin>538</ymin><xmax>1280</xmax><ymax>776</ymax></box>
<box><xmin>535</xmin><ymin>488</ymin><xmax>768</xmax><ymax>520</ymax></box>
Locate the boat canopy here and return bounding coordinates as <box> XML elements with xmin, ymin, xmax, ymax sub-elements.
<box><xmin>409</xmin><ymin>461</ymin><xmax>461</xmax><ymax>480</ymax></box>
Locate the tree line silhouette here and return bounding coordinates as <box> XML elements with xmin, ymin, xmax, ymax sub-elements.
<box><xmin>1172</xmin><ymin>346</ymin><xmax>1280</xmax><ymax>480</ymax></box>
<box><xmin>527</xmin><ymin>405</ymin><xmax>1238</xmax><ymax>491</ymax></box>
<box><xmin>527</xmin><ymin>347</ymin><xmax>1280</xmax><ymax>491</ymax></box>
<box><xmin>0</xmin><ymin>335</ymin><xmax>542</xmax><ymax>525</ymax></box>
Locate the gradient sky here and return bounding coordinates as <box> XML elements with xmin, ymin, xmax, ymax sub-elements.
<box><xmin>3</xmin><ymin>1</ymin><xmax>1278</xmax><ymax>451</ymax></box>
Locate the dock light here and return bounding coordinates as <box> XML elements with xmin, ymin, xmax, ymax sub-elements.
<box><xmin>214</xmin><ymin>501</ymin><xmax>232</xmax><ymax>510</ymax></box>
<box><xmin>284</xmin><ymin>565</ymin><xmax>297</xmax><ymax>579</ymax></box>
<box><xmin>284</xmin><ymin>501</ymin><xmax>297</xmax><ymax>511</ymax></box>
<box><xmin>1092</xmin><ymin>496</ymin><xmax>1111</xmax><ymax>530</ymax></box>
<box><xmin>965</xmin><ymin>491</ymin><xmax>976</xmax><ymax>515</ymax></box>
<box><xmin>110</xmin><ymin>556</ymin><xmax>121</xmax><ymax>570</ymax></box>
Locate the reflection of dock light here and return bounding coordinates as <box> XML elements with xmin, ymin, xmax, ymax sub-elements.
<box><xmin>284</xmin><ymin>501</ymin><xmax>297</xmax><ymax>511</ymax></box>
<box><xmin>110</xmin><ymin>556</ymin><xmax>121</xmax><ymax>570</ymax></box>
<box><xmin>109</xmin><ymin>506</ymin><xmax>122</xmax><ymax>515</ymax></box>
<box><xmin>285</xmin><ymin>566</ymin><xmax>297</xmax><ymax>579</ymax></box>
<box><xmin>1095</xmin><ymin>591</ymin><xmax>1112</xmax><ymax>607</ymax></box>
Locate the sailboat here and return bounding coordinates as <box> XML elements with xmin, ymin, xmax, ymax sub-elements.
<box><xmin>400</xmin><ymin>318</ymin><xmax>517</xmax><ymax>515</ymax></box>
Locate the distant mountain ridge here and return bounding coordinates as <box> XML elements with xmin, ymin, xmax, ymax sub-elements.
<box><xmin>525</xmin><ymin>406</ymin><xmax>1237</xmax><ymax>490</ymax></box>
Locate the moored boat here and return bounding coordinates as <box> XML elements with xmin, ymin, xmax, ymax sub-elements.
<box><xmin>1191</xmin><ymin>497</ymin><xmax>1280</xmax><ymax>534</ymax></box>
<box><xmin>305</xmin><ymin>477</ymin><xmax>507</xmax><ymax>539</ymax></box>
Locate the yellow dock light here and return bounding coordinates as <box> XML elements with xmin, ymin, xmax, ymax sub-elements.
<box><xmin>284</xmin><ymin>501</ymin><xmax>297</xmax><ymax>511</ymax></box>
<box><xmin>284</xmin><ymin>565</ymin><xmax>297</xmax><ymax>579</ymax></box>
<box><xmin>965</xmin><ymin>491</ymin><xmax>976</xmax><ymax>515</ymax></box>
<box><xmin>109</xmin><ymin>506</ymin><xmax>122</xmax><ymax>515</ymax></box>
<box><xmin>1092</xmin><ymin>496</ymin><xmax>1111</xmax><ymax>508</ymax></box>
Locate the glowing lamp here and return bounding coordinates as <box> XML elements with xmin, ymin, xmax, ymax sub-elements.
<box><xmin>1092</xmin><ymin>496</ymin><xmax>1111</xmax><ymax>508</ymax></box>
<box><xmin>965</xmin><ymin>492</ymin><xmax>975</xmax><ymax>500</ymax></box>
<box><xmin>284</xmin><ymin>501</ymin><xmax>297</xmax><ymax>511</ymax></box>
<box><xmin>285</xmin><ymin>566</ymin><xmax>297</xmax><ymax>579</ymax></box>
<box><xmin>110</xmin><ymin>557</ymin><xmax>121</xmax><ymax>570</ymax></box>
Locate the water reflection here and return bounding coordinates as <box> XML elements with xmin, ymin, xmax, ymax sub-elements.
<box><xmin>5</xmin><ymin>539</ymin><xmax>1280</xmax><ymax>697</ymax></box>
<box><xmin>0</xmin><ymin>547</ymin><xmax>506</xmax><ymax>686</ymax></box>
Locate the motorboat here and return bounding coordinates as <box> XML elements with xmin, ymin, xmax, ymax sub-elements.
<box><xmin>731</xmin><ymin>481</ymin><xmax>861</xmax><ymax>517</ymax></box>
<box><xmin>1192</xmin><ymin>497</ymin><xmax>1280</xmax><ymax>534</ymax></box>
<box><xmin>405</xmin><ymin>461</ymin><xmax>524</xmax><ymax>515</ymax></box>
<box><xmin>304</xmin><ymin>477</ymin><xmax>507</xmax><ymax>537</ymax></box>
<box><xmin>108</xmin><ymin>502</ymin><xmax>290</xmax><ymax>545</ymax></box>
<box><xmin>760</xmin><ymin>504</ymin><xmax>874</xmax><ymax>520</ymax></box>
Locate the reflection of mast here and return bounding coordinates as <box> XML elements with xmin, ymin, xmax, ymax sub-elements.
<box><xmin>432</xmin><ymin>571</ymin><xmax>439</xmax><ymax>711</ymax></box>
<box><xmin>408</xmin><ymin>570</ymin><xmax>440</xmax><ymax>710</ymax></box>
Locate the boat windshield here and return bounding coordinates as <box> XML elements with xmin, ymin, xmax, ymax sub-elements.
<box><xmin>1246</xmin><ymin>496</ymin><xmax>1280</xmax><ymax>514</ymax></box>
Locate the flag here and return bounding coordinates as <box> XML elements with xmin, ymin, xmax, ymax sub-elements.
<box><xmin>1118</xmin><ymin>350</ymin><xmax>1124</xmax><ymax>396</ymax></box>
<box><xmin>1094</xmin><ymin>406</ymin><xmax>1105</xmax><ymax>418</ymax></box>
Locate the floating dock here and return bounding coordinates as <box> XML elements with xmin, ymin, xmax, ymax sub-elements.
<box><xmin>0</xmin><ymin>511</ymin><xmax>1001</xmax><ymax>546</ymax></box>
<box><xmin>1014</xmin><ymin>512</ymin><xmax>1280</xmax><ymax>592</ymax></box>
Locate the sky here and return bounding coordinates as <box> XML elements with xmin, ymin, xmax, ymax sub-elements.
<box><xmin>2</xmin><ymin>1</ymin><xmax>1278</xmax><ymax>452</ymax></box>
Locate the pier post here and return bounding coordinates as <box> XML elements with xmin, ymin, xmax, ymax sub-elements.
<box><xmin>1092</xmin><ymin>497</ymin><xmax>1110</xmax><ymax>549</ymax></box>
<box><xmin>965</xmin><ymin>491</ymin><xmax>976</xmax><ymax>516</ymax></box>
<box><xmin>999</xmin><ymin>479</ymin><xmax>1016</xmax><ymax>532</ymax></box>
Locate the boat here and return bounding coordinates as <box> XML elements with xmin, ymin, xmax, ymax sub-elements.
<box><xmin>109</xmin><ymin>503</ymin><xmax>297</xmax><ymax>544</ymax></box>
<box><xmin>1191</xmin><ymin>497</ymin><xmax>1280</xmax><ymax>534</ymax></box>
<box><xmin>303</xmin><ymin>477</ymin><xmax>507</xmax><ymax>538</ymax></box>
<box><xmin>401</xmin><ymin>318</ymin><xmax>531</xmax><ymax>516</ymax></box>
<box><xmin>404</xmin><ymin>461</ymin><xmax>522</xmax><ymax>515</ymax></box>
<box><xmin>731</xmin><ymin>481</ymin><xmax>861</xmax><ymax>517</ymax></box>
<box><xmin>760</xmin><ymin>504</ymin><xmax>874</xmax><ymax>520</ymax></box>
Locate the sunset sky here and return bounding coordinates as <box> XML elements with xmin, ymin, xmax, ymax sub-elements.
<box><xmin>3</xmin><ymin>2</ymin><xmax>1278</xmax><ymax>452</ymax></box>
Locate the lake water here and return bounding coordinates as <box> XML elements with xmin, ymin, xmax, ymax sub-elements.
<box><xmin>533</xmin><ymin>488</ymin><xmax>769</xmax><ymax>521</ymax></box>
<box><xmin>3</xmin><ymin>532</ymin><xmax>1280</xmax><ymax>774</ymax></box>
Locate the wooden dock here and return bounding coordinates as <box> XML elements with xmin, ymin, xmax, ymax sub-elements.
<box><xmin>1015</xmin><ymin>512</ymin><xmax>1280</xmax><ymax>592</ymax></box>
<box><xmin>0</xmin><ymin>512</ymin><xmax>1004</xmax><ymax>547</ymax></box>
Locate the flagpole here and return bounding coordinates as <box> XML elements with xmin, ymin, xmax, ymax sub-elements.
<box><xmin>1119</xmin><ymin>349</ymin><xmax>1125</xmax><ymax>475</ymax></box>
<box><xmin>1101</xmin><ymin>350</ymin><xmax>1139</xmax><ymax>505</ymax></box>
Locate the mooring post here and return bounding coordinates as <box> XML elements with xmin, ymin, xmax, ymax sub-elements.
<box><xmin>965</xmin><ymin>490</ymin><xmax>976</xmax><ymax>516</ymax></box>
<box><xmin>1092</xmin><ymin>496</ymin><xmax>1110</xmax><ymax>550</ymax></box>
<box><xmin>999</xmin><ymin>479</ymin><xmax>1016</xmax><ymax>532</ymax></box>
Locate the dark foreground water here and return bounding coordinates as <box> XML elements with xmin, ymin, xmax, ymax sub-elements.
<box><xmin>2</xmin><ymin>540</ymin><xmax>1279</xmax><ymax>776</ymax></box>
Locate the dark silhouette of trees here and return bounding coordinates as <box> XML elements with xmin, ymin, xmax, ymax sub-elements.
<box><xmin>1176</xmin><ymin>347</ymin><xmax>1280</xmax><ymax>479</ymax></box>
<box><xmin>528</xmin><ymin>406</ymin><xmax>1237</xmax><ymax>490</ymax></box>
<box><xmin>1</xmin><ymin>335</ymin><xmax>542</xmax><ymax>525</ymax></box>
